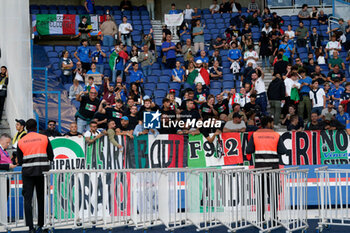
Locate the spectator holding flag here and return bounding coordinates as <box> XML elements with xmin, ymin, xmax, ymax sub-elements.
<box><xmin>110</xmin><ymin>42</ymin><xmax>129</xmax><ymax>83</ymax></box>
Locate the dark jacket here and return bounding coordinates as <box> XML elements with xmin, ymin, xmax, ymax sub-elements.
<box><xmin>209</xmin><ymin>55</ymin><xmax>222</xmax><ymax>67</ymax></box>
<box><xmin>310</xmin><ymin>33</ymin><xmax>322</xmax><ymax>48</ymax></box>
<box><xmin>267</xmin><ymin>77</ymin><xmax>286</xmax><ymax>101</ymax></box>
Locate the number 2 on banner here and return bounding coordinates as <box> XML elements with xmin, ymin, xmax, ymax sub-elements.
<box><xmin>221</xmin><ymin>133</ymin><xmax>243</xmax><ymax>165</ymax></box>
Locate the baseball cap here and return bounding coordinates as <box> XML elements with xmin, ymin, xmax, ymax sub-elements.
<box><xmin>232</xmin><ymin>112</ymin><xmax>242</xmax><ymax>118</ymax></box>
<box><xmin>121</xmin><ymin>116</ymin><xmax>129</xmax><ymax>121</ymax></box>
<box><xmin>143</xmin><ymin>95</ymin><xmax>150</xmax><ymax>100</ymax></box>
<box><xmin>196</xmin><ymin>59</ymin><xmax>203</xmax><ymax>64</ymax></box>
<box><xmin>15</xmin><ymin>119</ymin><xmax>26</xmax><ymax>126</ymax></box>
<box><xmin>169</xmin><ymin>89</ymin><xmax>176</xmax><ymax>93</ymax></box>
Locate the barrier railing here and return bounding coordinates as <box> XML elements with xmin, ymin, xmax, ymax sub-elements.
<box><xmin>36</xmin><ymin>167</ymin><xmax>311</xmax><ymax>232</ymax></box>
<box><xmin>316</xmin><ymin>167</ymin><xmax>350</xmax><ymax>232</ymax></box>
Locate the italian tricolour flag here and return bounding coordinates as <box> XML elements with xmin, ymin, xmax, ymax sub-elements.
<box><xmin>36</xmin><ymin>14</ymin><xmax>76</xmax><ymax>35</ymax></box>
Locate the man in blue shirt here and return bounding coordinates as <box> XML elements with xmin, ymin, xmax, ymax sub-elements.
<box><xmin>331</xmin><ymin>80</ymin><xmax>345</xmax><ymax>108</ymax></box>
<box><xmin>169</xmin><ymin>3</ymin><xmax>178</xmax><ymax>14</ymax></box>
<box><xmin>195</xmin><ymin>50</ymin><xmax>209</xmax><ymax>65</ymax></box>
<box><xmin>86</xmin><ymin>63</ymin><xmax>101</xmax><ymax>75</ymax></box>
<box><xmin>162</xmin><ymin>34</ymin><xmax>177</xmax><ymax>69</ymax></box>
<box><xmin>125</xmin><ymin>63</ymin><xmax>144</xmax><ymax>83</ymax></box>
<box><xmin>228</xmin><ymin>42</ymin><xmax>242</xmax><ymax>63</ymax></box>
<box><xmin>74</xmin><ymin>39</ymin><xmax>91</xmax><ymax>72</ymax></box>
<box><xmin>84</xmin><ymin>0</ymin><xmax>94</xmax><ymax>14</ymax></box>
<box><xmin>91</xmin><ymin>43</ymin><xmax>106</xmax><ymax>75</ymax></box>
<box><xmin>298</xmin><ymin>69</ymin><xmax>313</xmax><ymax>121</ymax></box>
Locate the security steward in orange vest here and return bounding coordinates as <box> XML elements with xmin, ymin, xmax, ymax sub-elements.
<box><xmin>17</xmin><ymin>119</ymin><xmax>54</xmax><ymax>233</ymax></box>
<box><xmin>246</xmin><ymin>116</ymin><xmax>287</xmax><ymax>222</ymax></box>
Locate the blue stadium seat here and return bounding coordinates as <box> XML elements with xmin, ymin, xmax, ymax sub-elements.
<box><xmin>151</xmin><ymin>63</ymin><xmax>160</xmax><ymax>69</ymax></box>
<box><xmin>297</xmin><ymin>47</ymin><xmax>308</xmax><ymax>53</ymax></box>
<box><xmin>206</xmin><ymin>19</ymin><xmax>215</xmax><ymax>24</ymax></box>
<box><xmin>299</xmin><ymin>53</ymin><xmax>308</xmax><ymax>61</ymax></box>
<box><xmin>49</xmin><ymin>9</ymin><xmax>58</xmax><ymax>14</ymax></box>
<box><xmin>215</xmin><ymin>18</ymin><xmax>224</xmax><ymax>24</ymax></box>
<box><xmin>132</xmin><ymin>16</ymin><xmax>141</xmax><ymax>20</ymax></box>
<box><xmin>47</xmin><ymin>51</ymin><xmax>59</xmax><ymax>58</ymax></box>
<box><xmin>159</xmin><ymin>75</ymin><xmax>171</xmax><ymax>82</ymax></box>
<box><xmin>291</xmin><ymin>16</ymin><xmax>299</xmax><ymax>21</ymax></box>
<box><xmin>320</xmin><ymin>25</ymin><xmax>328</xmax><ymax>31</ymax></box>
<box><xmin>157</xmin><ymin>83</ymin><xmax>169</xmax><ymax>91</ymax></box>
<box><xmin>213</xmin><ymin>13</ymin><xmax>221</xmax><ymax>19</ymax></box>
<box><xmin>64</xmin><ymin>84</ymin><xmax>72</xmax><ymax>91</ymax></box>
<box><xmin>220</xmin><ymin>50</ymin><xmax>228</xmax><ymax>56</ymax></box>
<box><xmin>144</xmin><ymin>83</ymin><xmax>156</xmax><ymax>90</ymax></box>
<box><xmin>162</xmin><ymin>69</ymin><xmax>172</xmax><ymax>76</ymax></box>
<box><xmin>144</xmin><ymin>89</ymin><xmax>153</xmax><ymax>97</ymax></box>
<box><xmin>181</xmin><ymin>34</ymin><xmax>191</xmax><ymax>42</ymax></box>
<box><xmin>141</xmin><ymin>11</ymin><xmax>149</xmax><ymax>16</ymax></box>
<box><xmin>251</xmin><ymin>27</ymin><xmax>259</xmax><ymax>33</ymax></box>
<box><xmin>223</xmin><ymin>81</ymin><xmax>234</xmax><ymax>89</ymax></box>
<box><xmin>252</xmin><ymin>32</ymin><xmax>261</xmax><ymax>41</ymax></box>
<box><xmin>151</xmin><ymin>69</ymin><xmax>161</xmax><ymax>76</ymax></box>
<box><xmin>68</xmin><ymin>9</ymin><xmax>77</xmax><ymax>14</ymax></box>
<box><xmin>154</xmin><ymin>90</ymin><xmax>167</xmax><ymax>98</ymax></box>
<box><xmin>311</xmin><ymin>20</ymin><xmax>319</xmax><ymax>26</ymax></box>
<box><xmin>133</xmin><ymin>35</ymin><xmax>142</xmax><ymax>44</ymax></box>
<box><xmin>176</xmin><ymin>57</ymin><xmax>184</xmax><ymax>64</ymax></box>
<box><xmin>155</xmin><ymin>98</ymin><xmax>163</xmax><ymax>107</ymax></box>
<box><xmin>281</xmin><ymin>16</ymin><xmax>290</xmax><ymax>21</ymax></box>
<box><xmin>169</xmin><ymin>82</ymin><xmax>181</xmax><ymax>90</ymax></box>
<box><xmin>222</xmin><ymin>61</ymin><xmax>230</xmax><ymax>68</ymax></box>
<box><xmin>40</xmin><ymin>9</ymin><xmax>49</xmax><ymax>14</ymax></box>
<box><xmin>43</xmin><ymin>46</ymin><xmax>54</xmax><ymax>53</ymax></box>
<box><xmin>131</xmin><ymin>30</ymin><xmax>141</xmax><ymax>36</ymax></box>
<box><xmin>204</xmin><ymin>34</ymin><xmax>211</xmax><ymax>41</ymax></box>
<box><xmin>223</xmin><ymin>74</ymin><xmax>233</xmax><ymax>81</ymax></box>
<box><xmin>210</xmin><ymin>81</ymin><xmax>222</xmax><ymax>89</ymax></box>
<box><xmin>66</xmin><ymin>46</ymin><xmax>76</xmax><ymax>53</ymax></box>
<box><xmin>211</xmin><ymin>29</ymin><xmax>219</xmax><ymax>34</ymax></box>
<box><xmin>209</xmin><ymin>88</ymin><xmax>221</xmax><ymax>96</ymax></box>
<box><xmin>222</xmin><ymin>13</ymin><xmax>230</xmax><ymax>18</ymax></box>
<box><xmin>207</xmin><ymin>24</ymin><xmax>216</xmax><ymax>29</ymax></box>
<box><xmin>147</xmin><ymin>75</ymin><xmax>158</xmax><ymax>83</ymax></box>
<box><xmin>223</xmin><ymin>68</ymin><xmax>231</xmax><ymax>74</ymax></box>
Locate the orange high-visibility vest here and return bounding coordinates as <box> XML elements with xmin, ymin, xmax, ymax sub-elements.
<box><xmin>18</xmin><ymin>132</ymin><xmax>50</xmax><ymax>175</ymax></box>
<box><xmin>253</xmin><ymin>131</ymin><xmax>280</xmax><ymax>164</ymax></box>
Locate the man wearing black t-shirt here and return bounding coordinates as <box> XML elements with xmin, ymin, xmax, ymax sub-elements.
<box><xmin>214</xmin><ymin>93</ymin><xmax>230</xmax><ymax>117</ymax></box>
<box><xmin>99</xmin><ymin>99</ymin><xmax>124</xmax><ymax>128</ymax></box>
<box><xmin>138</xmin><ymin>98</ymin><xmax>160</xmax><ymax>121</ymax></box>
<box><xmin>116</xmin><ymin>116</ymin><xmax>134</xmax><ymax>139</ymax></box>
<box><xmin>179</xmin><ymin>100</ymin><xmax>201</xmax><ymax>134</ymax></box>
<box><xmin>161</xmin><ymin>98</ymin><xmax>176</xmax><ymax>119</ymax></box>
<box><xmin>64</xmin><ymin>122</ymin><xmax>83</xmax><ymax>137</ymax></box>
<box><xmin>327</xmin><ymin>65</ymin><xmax>346</xmax><ymax>84</ymax></box>
<box><xmin>127</xmin><ymin>105</ymin><xmax>139</xmax><ymax>130</ymax></box>
<box><xmin>243</xmin><ymin>94</ymin><xmax>262</xmax><ymax>117</ymax></box>
<box><xmin>311</xmin><ymin>65</ymin><xmax>327</xmax><ymax>85</ymax></box>
<box><xmin>76</xmin><ymin>88</ymin><xmax>101</xmax><ymax>133</ymax></box>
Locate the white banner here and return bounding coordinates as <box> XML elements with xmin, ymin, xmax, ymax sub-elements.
<box><xmin>164</xmin><ymin>13</ymin><xmax>184</xmax><ymax>26</ymax></box>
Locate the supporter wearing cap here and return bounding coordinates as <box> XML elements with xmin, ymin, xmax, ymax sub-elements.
<box><xmin>116</xmin><ymin>116</ymin><xmax>134</xmax><ymax>139</ymax></box>
<box><xmin>223</xmin><ymin>112</ymin><xmax>246</xmax><ymax>133</ymax></box>
<box><xmin>12</xmin><ymin>119</ymin><xmax>27</xmax><ymax>165</ymax></box>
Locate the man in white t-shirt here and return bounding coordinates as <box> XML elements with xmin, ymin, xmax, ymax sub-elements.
<box><xmin>244</xmin><ymin>45</ymin><xmax>259</xmax><ymax>69</ymax></box>
<box><xmin>321</xmin><ymin>101</ymin><xmax>337</xmax><ymax>120</ymax></box>
<box><xmin>309</xmin><ymin>80</ymin><xmax>326</xmax><ymax>116</ymax></box>
<box><xmin>251</xmin><ymin>69</ymin><xmax>267</xmax><ymax>115</ymax></box>
<box><xmin>223</xmin><ymin>112</ymin><xmax>246</xmax><ymax>132</ymax></box>
<box><xmin>118</xmin><ymin>16</ymin><xmax>133</xmax><ymax>47</ymax></box>
<box><xmin>84</xmin><ymin>121</ymin><xmax>105</xmax><ymax>145</ymax></box>
<box><xmin>210</xmin><ymin>0</ymin><xmax>220</xmax><ymax>14</ymax></box>
<box><xmin>183</xmin><ymin>4</ymin><xmax>194</xmax><ymax>26</ymax></box>
<box><xmin>325</xmin><ymin>34</ymin><xmax>341</xmax><ymax>58</ymax></box>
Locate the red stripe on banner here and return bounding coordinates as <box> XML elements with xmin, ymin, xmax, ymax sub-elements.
<box><xmin>316</xmin><ymin>131</ymin><xmax>321</xmax><ymax>165</ymax></box>
<box><xmin>246</xmin><ymin>132</ymin><xmax>253</xmax><ymax>161</ymax></box>
<box><xmin>292</xmin><ymin>131</ymin><xmax>296</xmax><ymax>165</ymax></box>
<box><xmin>221</xmin><ymin>133</ymin><xmax>243</xmax><ymax>165</ymax></box>
<box><xmin>167</xmin><ymin>134</ymin><xmax>184</xmax><ymax>168</ymax></box>
<box><xmin>62</xmin><ymin>14</ymin><xmax>76</xmax><ymax>35</ymax></box>
<box><xmin>10</xmin><ymin>180</ymin><xmax>23</xmax><ymax>185</ymax></box>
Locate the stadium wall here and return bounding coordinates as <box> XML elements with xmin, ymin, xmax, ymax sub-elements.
<box><xmin>0</xmin><ymin>0</ymin><xmax>33</xmax><ymax>134</ymax></box>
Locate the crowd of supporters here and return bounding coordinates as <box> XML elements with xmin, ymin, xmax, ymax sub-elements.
<box><xmin>44</xmin><ymin>1</ymin><xmax>350</xmax><ymax>137</ymax></box>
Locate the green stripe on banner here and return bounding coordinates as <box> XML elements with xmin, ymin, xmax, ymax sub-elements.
<box><xmin>188</xmin><ymin>134</ymin><xmax>206</xmax><ymax>168</ymax></box>
<box><xmin>36</xmin><ymin>14</ymin><xmax>57</xmax><ymax>35</ymax></box>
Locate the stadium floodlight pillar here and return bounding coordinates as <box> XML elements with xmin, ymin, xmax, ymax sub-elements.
<box><xmin>0</xmin><ymin>0</ymin><xmax>33</xmax><ymax>135</ymax></box>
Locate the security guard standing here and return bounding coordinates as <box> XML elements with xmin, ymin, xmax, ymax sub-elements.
<box><xmin>246</xmin><ymin>116</ymin><xmax>287</xmax><ymax>222</ymax></box>
<box><xmin>11</xmin><ymin>119</ymin><xmax>27</xmax><ymax>164</ymax></box>
<box><xmin>17</xmin><ymin>119</ymin><xmax>54</xmax><ymax>233</ymax></box>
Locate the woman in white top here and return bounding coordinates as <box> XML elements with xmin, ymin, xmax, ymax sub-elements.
<box><xmin>283</xmin><ymin>72</ymin><xmax>300</xmax><ymax>115</ymax></box>
<box><xmin>183</xmin><ymin>4</ymin><xmax>194</xmax><ymax>26</ymax></box>
<box><xmin>284</xmin><ymin>24</ymin><xmax>295</xmax><ymax>40</ymax></box>
<box><xmin>69</xmin><ymin>79</ymin><xmax>83</xmax><ymax>100</ymax></box>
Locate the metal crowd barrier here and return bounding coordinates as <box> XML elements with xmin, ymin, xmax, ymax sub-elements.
<box><xmin>1</xmin><ymin>167</ymin><xmax>309</xmax><ymax>233</ymax></box>
<box><xmin>0</xmin><ymin>172</ymin><xmax>38</xmax><ymax>232</ymax></box>
<box><xmin>316</xmin><ymin>167</ymin><xmax>350</xmax><ymax>232</ymax></box>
